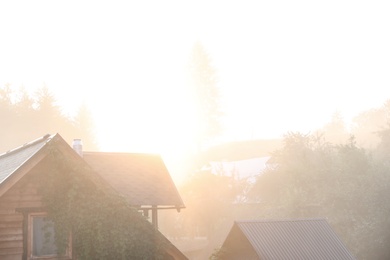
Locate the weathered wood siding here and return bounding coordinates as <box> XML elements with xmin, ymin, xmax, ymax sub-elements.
<box><xmin>0</xmin><ymin>174</ymin><xmax>43</xmax><ymax>260</ymax></box>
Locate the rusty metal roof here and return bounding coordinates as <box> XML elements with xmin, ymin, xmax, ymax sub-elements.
<box><xmin>222</xmin><ymin>219</ymin><xmax>356</xmax><ymax>260</ymax></box>
<box><xmin>82</xmin><ymin>152</ymin><xmax>185</xmax><ymax>209</ymax></box>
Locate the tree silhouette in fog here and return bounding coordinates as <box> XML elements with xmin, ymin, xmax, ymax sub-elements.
<box><xmin>0</xmin><ymin>85</ymin><xmax>97</xmax><ymax>151</ymax></box>
<box><xmin>188</xmin><ymin>42</ymin><xmax>222</xmax><ymax>152</ymax></box>
<box><xmin>319</xmin><ymin>111</ymin><xmax>349</xmax><ymax>144</ymax></box>
<box><xmin>351</xmin><ymin>100</ymin><xmax>390</xmax><ymax>148</ymax></box>
<box><xmin>73</xmin><ymin>102</ymin><xmax>98</xmax><ymax>150</ymax></box>
<box><xmin>248</xmin><ymin>132</ymin><xmax>390</xmax><ymax>260</ymax></box>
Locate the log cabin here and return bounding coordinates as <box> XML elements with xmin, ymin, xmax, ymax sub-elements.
<box><xmin>0</xmin><ymin>133</ymin><xmax>187</xmax><ymax>260</ymax></box>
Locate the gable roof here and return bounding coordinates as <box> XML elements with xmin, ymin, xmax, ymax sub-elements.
<box><xmin>0</xmin><ymin>134</ymin><xmax>51</xmax><ymax>185</ymax></box>
<box><xmin>0</xmin><ymin>134</ymin><xmax>184</xmax><ymax>210</ymax></box>
<box><xmin>221</xmin><ymin>219</ymin><xmax>355</xmax><ymax>260</ymax></box>
<box><xmin>0</xmin><ymin>133</ymin><xmax>187</xmax><ymax>259</ymax></box>
<box><xmin>0</xmin><ymin>134</ymin><xmax>61</xmax><ymax>198</ymax></box>
<box><xmin>82</xmin><ymin>152</ymin><xmax>184</xmax><ymax>209</ymax></box>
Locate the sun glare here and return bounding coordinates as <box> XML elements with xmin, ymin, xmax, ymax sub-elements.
<box><xmin>88</xmin><ymin>77</ymin><xmax>197</xmax><ymax>158</ymax></box>
<box><xmin>2</xmin><ymin>1</ymin><xmax>390</xmax><ymax>164</ymax></box>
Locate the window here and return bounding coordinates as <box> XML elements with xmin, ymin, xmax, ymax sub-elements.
<box><xmin>28</xmin><ymin>213</ymin><xmax>72</xmax><ymax>259</ymax></box>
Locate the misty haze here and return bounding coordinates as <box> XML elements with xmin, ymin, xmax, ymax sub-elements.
<box><xmin>1</xmin><ymin>1</ymin><xmax>390</xmax><ymax>260</ymax></box>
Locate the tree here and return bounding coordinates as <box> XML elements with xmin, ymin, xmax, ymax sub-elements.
<box><xmin>35</xmin><ymin>86</ymin><xmax>67</xmax><ymax>134</ymax></box>
<box><xmin>188</xmin><ymin>42</ymin><xmax>222</xmax><ymax>152</ymax></box>
<box><xmin>175</xmin><ymin>170</ymin><xmax>241</xmax><ymax>238</ymax></box>
<box><xmin>248</xmin><ymin>132</ymin><xmax>390</xmax><ymax>259</ymax></box>
<box><xmin>0</xmin><ymin>84</ymin><xmax>17</xmax><ymax>144</ymax></box>
<box><xmin>351</xmin><ymin>100</ymin><xmax>390</xmax><ymax>148</ymax></box>
<box><xmin>318</xmin><ymin>111</ymin><xmax>349</xmax><ymax>144</ymax></box>
<box><xmin>73</xmin><ymin>102</ymin><xmax>98</xmax><ymax>150</ymax></box>
<box><xmin>0</xmin><ymin>84</ymin><xmax>98</xmax><ymax>152</ymax></box>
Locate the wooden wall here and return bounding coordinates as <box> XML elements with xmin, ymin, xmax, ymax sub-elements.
<box><xmin>0</xmin><ymin>171</ymin><xmax>43</xmax><ymax>260</ymax></box>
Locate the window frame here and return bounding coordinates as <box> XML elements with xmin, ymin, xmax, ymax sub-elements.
<box><xmin>27</xmin><ymin>212</ymin><xmax>72</xmax><ymax>260</ymax></box>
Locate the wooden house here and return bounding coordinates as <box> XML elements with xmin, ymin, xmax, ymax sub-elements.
<box><xmin>216</xmin><ymin>219</ymin><xmax>356</xmax><ymax>260</ymax></box>
<box><xmin>82</xmin><ymin>151</ymin><xmax>184</xmax><ymax>229</ymax></box>
<box><xmin>0</xmin><ymin>133</ymin><xmax>187</xmax><ymax>260</ymax></box>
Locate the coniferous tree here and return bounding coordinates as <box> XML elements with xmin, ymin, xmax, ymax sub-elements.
<box><xmin>188</xmin><ymin>42</ymin><xmax>222</xmax><ymax>152</ymax></box>
<box><xmin>0</xmin><ymin>85</ymin><xmax>97</xmax><ymax>152</ymax></box>
<box><xmin>73</xmin><ymin>102</ymin><xmax>98</xmax><ymax>150</ymax></box>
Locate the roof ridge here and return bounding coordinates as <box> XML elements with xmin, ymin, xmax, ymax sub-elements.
<box><xmin>83</xmin><ymin>151</ymin><xmax>160</xmax><ymax>156</ymax></box>
<box><xmin>236</xmin><ymin>218</ymin><xmax>327</xmax><ymax>224</ymax></box>
<box><xmin>0</xmin><ymin>134</ymin><xmax>53</xmax><ymax>158</ymax></box>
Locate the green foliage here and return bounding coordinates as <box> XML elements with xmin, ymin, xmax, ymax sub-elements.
<box><xmin>209</xmin><ymin>246</ymin><xmax>228</xmax><ymax>260</ymax></box>
<box><xmin>248</xmin><ymin>132</ymin><xmax>390</xmax><ymax>259</ymax></box>
<box><xmin>34</xmin><ymin>145</ymin><xmax>171</xmax><ymax>260</ymax></box>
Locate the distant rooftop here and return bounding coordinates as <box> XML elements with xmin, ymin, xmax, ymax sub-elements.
<box><xmin>221</xmin><ymin>218</ymin><xmax>355</xmax><ymax>260</ymax></box>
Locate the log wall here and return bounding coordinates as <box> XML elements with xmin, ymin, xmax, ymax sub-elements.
<box><xmin>0</xmin><ymin>175</ymin><xmax>43</xmax><ymax>260</ymax></box>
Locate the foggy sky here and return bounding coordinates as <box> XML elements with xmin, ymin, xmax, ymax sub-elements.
<box><xmin>1</xmin><ymin>1</ymin><xmax>390</xmax><ymax>153</ymax></box>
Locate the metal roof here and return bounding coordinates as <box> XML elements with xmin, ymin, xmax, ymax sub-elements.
<box><xmin>0</xmin><ymin>134</ymin><xmax>184</xmax><ymax>210</ymax></box>
<box><xmin>0</xmin><ymin>134</ymin><xmax>52</xmax><ymax>184</ymax></box>
<box><xmin>0</xmin><ymin>134</ymin><xmax>187</xmax><ymax>259</ymax></box>
<box><xmin>222</xmin><ymin>219</ymin><xmax>356</xmax><ymax>260</ymax></box>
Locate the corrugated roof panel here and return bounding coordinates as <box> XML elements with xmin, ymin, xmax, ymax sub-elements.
<box><xmin>236</xmin><ymin>219</ymin><xmax>356</xmax><ymax>260</ymax></box>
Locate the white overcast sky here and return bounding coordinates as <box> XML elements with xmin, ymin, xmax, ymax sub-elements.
<box><xmin>1</xmin><ymin>1</ymin><xmax>390</xmax><ymax>153</ymax></box>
